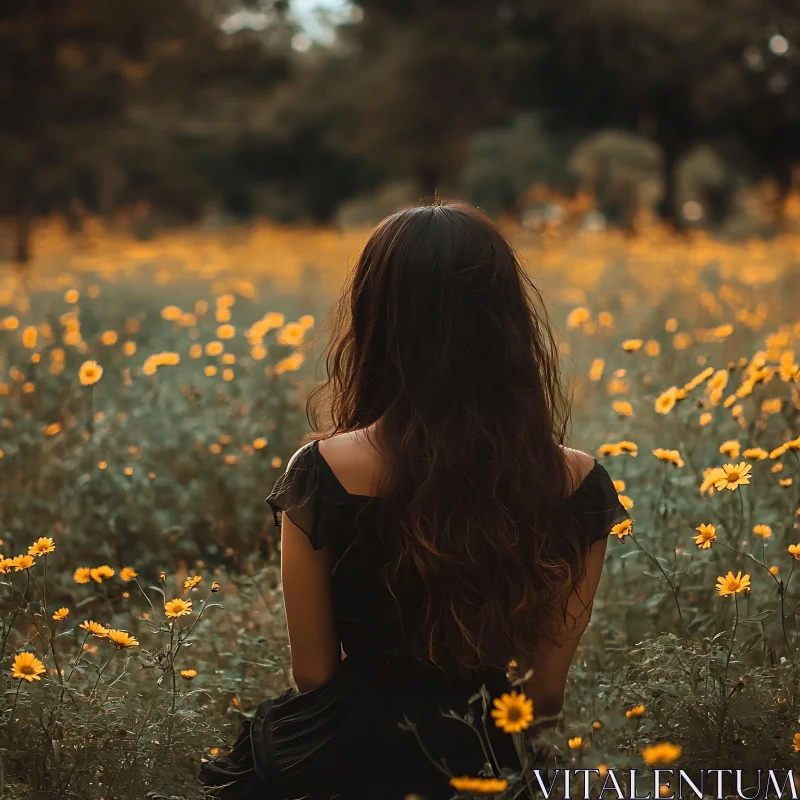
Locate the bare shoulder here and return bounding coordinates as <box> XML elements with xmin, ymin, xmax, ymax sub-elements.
<box><xmin>560</xmin><ymin>446</ymin><xmax>596</xmax><ymax>495</ymax></box>
<box><xmin>316</xmin><ymin>429</ymin><xmax>382</xmax><ymax>497</ymax></box>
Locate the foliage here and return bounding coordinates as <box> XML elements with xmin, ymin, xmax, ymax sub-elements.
<box><xmin>3</xmin><ymin>221</ymin><xmax>800</xmax><ymax>796</ymax></box>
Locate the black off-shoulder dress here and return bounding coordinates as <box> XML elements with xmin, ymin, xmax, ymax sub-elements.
<box><xmin>198</xmin><ymin>440</ymin><xmax>628</xmax><ymax>800</ymax></box>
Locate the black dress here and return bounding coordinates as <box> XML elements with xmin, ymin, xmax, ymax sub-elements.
<box><xmin>198</xmin><ymin>440</ymin><xmax>628</xmax><ymax>800</ymax></box>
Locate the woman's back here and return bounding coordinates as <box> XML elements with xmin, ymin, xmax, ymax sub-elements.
<box><xmin>266</xmin><ymin>431</ymin><xmax>625</xmax><ymax>675</ymax></box>
<box><xmin>199</xmin><ymin>202</ymin><xmax>630</xmax><ymax>800</ymax></box>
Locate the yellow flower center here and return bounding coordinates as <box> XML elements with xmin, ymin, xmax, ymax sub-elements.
<box><xmin>19</xmin><ymin>664</ymin><xmax>35</xmax><ymax>676</ymax></box>
<box><xmin>505</xmin><ymin>706</ymin><xmax>521</xmax><ymax>722</ymax></box>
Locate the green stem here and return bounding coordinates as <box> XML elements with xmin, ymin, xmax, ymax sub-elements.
<box><xmin>398</xmin><ymin>716</ymin><xmax>452</xmax><ymax>778</ymax></box>
<box><xmin>479</xmin><ymin>687</ymin><xmax>502</xmax><ymax>778</ymax></box>
<box><xmin>714</xmin><ymin>593</ymin><xmax>739</xmax><ymax>758</ymax></box>
<box><xmin>629</xmin><ymin>533</ymin><xmax>688</xmax><ymax>637</ymax></box>
<box><xmin>0</xmin><ymin>571</ymin><xmax>30</xmax><ymax>661</ymax></box>
<box><xmin>441</xmin><ymin>711</ymin><xmax>497</xmax><ymax>777</ymax></box>
<box><xmin>91</xmin><ymin>650</ymin><xmax>115</xmax><ymax>697</ymax></box>
<box><xmin>9</xmin><ymin>681</ymin><xmax>22</xmax><ymax>721</ymax></box>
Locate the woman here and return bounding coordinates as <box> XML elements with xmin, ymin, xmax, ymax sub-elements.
<box><xmin>199</xmin><ymin>202</ymin><xmax>628</xmax><ymax>799</ymax></box>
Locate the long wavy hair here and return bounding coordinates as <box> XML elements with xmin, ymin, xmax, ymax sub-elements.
<box><xmin>305</xmin><ymin>201</ymin><xmax>589</xmax><ymax>676</ymax></box>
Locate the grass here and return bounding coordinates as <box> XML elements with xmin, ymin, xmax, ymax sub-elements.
<box><xmin>2</xmin><ymin>218</ymin><xmax>800</xmax><ymax>797</ymax></box>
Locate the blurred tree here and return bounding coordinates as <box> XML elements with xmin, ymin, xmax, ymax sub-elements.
<box><xmin>326</xmin><ymin>2</ymin><xmax>516</xmax><ymax>197</ymax></box>
<box><xmin>0</xmin><ymin>0</ymin><xmax>292</xmax><ymax>263</ymax></box>
<box><xmin>504</xmin><ymin>0</ymin><xmax>800</xmax><ymax>229</ymax></box>
<box><xmin>462</xmin><ymin>112</ymin><xmax>563</xmax><ymax>218</ymax></box>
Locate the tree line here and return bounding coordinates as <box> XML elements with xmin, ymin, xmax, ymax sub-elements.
<box><xmin>3</xmin><ymin>0</ymin><xmax>800</xmax><ymax>261</ymax></box>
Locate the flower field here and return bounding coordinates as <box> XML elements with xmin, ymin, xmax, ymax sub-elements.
<box><xmin>3</xmin><ymin>220</ymin><xmax>800</xmax><ymax>798</ymax></box>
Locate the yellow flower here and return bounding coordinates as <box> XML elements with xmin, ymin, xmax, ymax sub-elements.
<box><xmin>566</xmin><ymin>307</ymin><xmax>590</xmax><ymax>328</ymax></box>
<box><xmin>22</xmin><ymin>326</ymin><xmax>38</xmax><ymax>348</ymax></box>
<box><xmin>100</xmin><ymin>330</ymin><xmax>117</xmax><ymax>346</ymax></box>
<box><xmin>80</xmin><ymin>620</ymin><xmax>109</xmax><ymax>638</ymax></box>
<box><xmin>589</xmin><ymin>358</ymin><xmax>605</xmax><ymax>381</ymax></box>
<box><xmin>79</xmin><ymin>360</ymin><xmax>103</xmax><ymax>386</ymax></box>
<box><xmin>184</xmin><ymin>575</ymin><xmax>202</xmax><ymax>590</ymax></box>
<box><xmin>161</xmin><ymin>305</ymin><xmax>183</xmax><ymax>321</ymax></box>
<box><xmin>52</xmin><ymin>608</ymin><xmax>69</xmax><ymax>621</ymax></box>
<box><xmin>11</xmin><ymin>652</ymin><xmax>46</xmax><ymax>682</ymax></box>
<box><xmin>449</xmin><ymin>776</ymin><xmax>509</xmax><ymax>795</ymax></box>
<box><xmin>73</xmin><ymin>567</ymin><xmax>92</xmax><ymax>584</ymax></box>
<box><xmin>770</xmin><ymin>445</ymin><xmax>787</xmax><ymax>459</ymax></box>
<box><xmin>793</xmin><ymin>733</ymin><xmax>800</xmax><ymax>753</ymax></box>
<box><xmin>719</xmin><ymin>440</ymin><xmax>741</xmax><ymax>459</ymax></box>
<box><xmin>613</xmin><ymin>480</ymin><xmax>626</xmax><ymax>492</ymax></box>
<box><xmin>770</xmin><ymin>566</ymin><xmax>780</xmax><ymax>575</ymax></box>
<box><xmin>490</xmin><ymin>690</ymin><xmax>534</xmax><ymax>733</ymax></box>
<box><xmin>780</xmin><ymin>478</ymin><xmax>793</xmax><ymax>488</ymax></box>
<box><xmin>597</xmin><ymin>764</ymin><xmax>609</xmax><ymax>777</ymax></box>
<box><xmin>652</xmin><ymin>448</ymin><xmax>684</xmax><ymax>468</ymax></box>
<box><xmin>592</xmin><ymin>720</ymin><xmax>602</xmax><ymax>730</ymax></box>
<box><xmin>105</xmin><ymin>629</ymin><xmax>139</xmax><ymax>649</ymax></box>
<box><xmin>714</xmin><ymin>463</ymin><xmax>752</xmax><ymax>491</ymax></box>
<box><xmin>752</xmin><ymin>524</ymin><xmax>772</xmax><ymax>539</ymax></box>
<box><xmin>788</xmin><ymin>544</ymin><xmax>800</xmax><ymax>560</ymax></box>
<box><xmin>655</xmin><ymin>387</ymin><xmax>678</xmax><ymax>415</ymax></box>
<box><xmin>180</xmin><ymin>669</ymin><xmax>198</xmax><ymax>679</ymax></box>
<box><xmin>685</xmin><ymin>366</ymin><xmax>715</xmax><ymax>391</ymax></box>
<box><xmin>645</xmin><ymin>340</ymin><xmax>660</xmax><ymax>357</ymax></box>
<box><xmin>699</xmin><ymin>412</ymin><xmax>712</xmax><ymax>426</ymax></box>
<box><xmin>205</xmin><ymin>341</ymin><xmax>224</xmax><ymax>356</ymax></box>
<box><xmin>120</xmin><ymin>567</ymin><xmax>138</xmax><ymax>581</ymax></box>
<box><xmin>611</xmin><ymin>519</ymin><xmax>633</xmax><ymax>540</ymax></box>
<box><xmin>165</xmin><ymin>598</ymin><xmax>193</xmax><ymax>618</ymax></box>
<box><xmin>622</xmin><ymin>339</ymin><xmax>643</xmax><ymax>352</ymax></box>
<box><xmin>45</xmin><ymin>422</ymin><xmax>62</xmax><ymax>436</ymax></box>
<box><xmin>211</xmin><ymin>582</ymin><xmax>221</xmax><ymax>592</ymax></box>
<box><xmin>568</xmin><ymin>737</ymin><xmax>583</xmax><ymax>749</ymax></box>
<box><xmin>275</xmin><ymin>353</ymin><xmax>305</xmax><ymax>374</ymax></box>
<box><xmin>612</xmin><ymin>400</ymin><xmax>633</xmax><ymax>416</ymax></box>
<box><xmin>641</xmin><ymin>742</ymin><xmax>682</xmax><ymax>766</ymax></box>
<box><xmin>90</xmin><ymin>565</ymin><xmax>115</xmax><ymax>583</ymax></box>
<box><xmin>694</xmin><ymin>524</ymin><xmax>717</xmax><ymax>549</ymax></box>
<box><xmin>217</xmin><ymin>324</ymin><xmax>235</xmax><ymax>340</ymax></box>
<box><xmin>12</xmin><ymin>555</ymin><xmax>35</xmax><ymax>571</ymax></box>
<box><xmin>28</xmin><ymin>537</ymin><xmax>55</xmax><ymax>557</ymax></box>
<box><xmin>625</xmin><ymin>705</ymin><xmax>646</xmax><ymax>718</ymax></box>
<box><xmin>699</xmin><ymin>467</ymin><xmax>726</xmax><ymax>495</ymax></box>
<box><xmin>716</xmin><ymin>571</ymin><xmax>751</xmax><ymax>597</ymax></box>
<box><xmin>618</xmin><ymin>441</ymin><xmax>638</xmax><ymax>455</ymax></box>
<box><xmin>597</xmin><ymin>443</ymin><xmax>622</xmax><ymax>457</ymax></box>
<box><xmin>743</xmin><ymin>448</ymin><xmax>768</xmax><ymax>461</ymax></box>
<box><xmin>277</xmin><ymin>323</ymin><xmax>306</xmax><ymax>347</ymax></box>
<box><xmin>618</xmin><ymin>495</ymin><xmax>634</xmax><ymax>510</ymax></box>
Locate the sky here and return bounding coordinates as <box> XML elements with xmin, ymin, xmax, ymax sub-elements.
<box><xmin>220</xmin><ymin>0</ymin><xmax>354</xmax><ymax>44</ymax></box>
<box><xmin>290</xmin><ymin>0</ymin><xmax>351</xmax><ymax>41</ymax></box>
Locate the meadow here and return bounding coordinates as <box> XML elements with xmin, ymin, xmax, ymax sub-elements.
<box><xmin>2</xmin><ymin>217</ymin><xmax>800</xmax><ymax>798</ymax></box>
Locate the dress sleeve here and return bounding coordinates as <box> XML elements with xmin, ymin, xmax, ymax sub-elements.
<box><xmin>266</xmin><ymin>442</ymin><xmax>331</xmax><ymax>550</ymax></box>
<box><xmin>571</xmin><ymin>462</ymin><xmax>631</xmax><ymax>546</ymax></box>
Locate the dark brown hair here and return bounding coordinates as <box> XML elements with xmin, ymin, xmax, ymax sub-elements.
<box><xmin>306</xmin><ymin>201</ymin><xmax>588</xmax><ymax>675</ymax></box>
